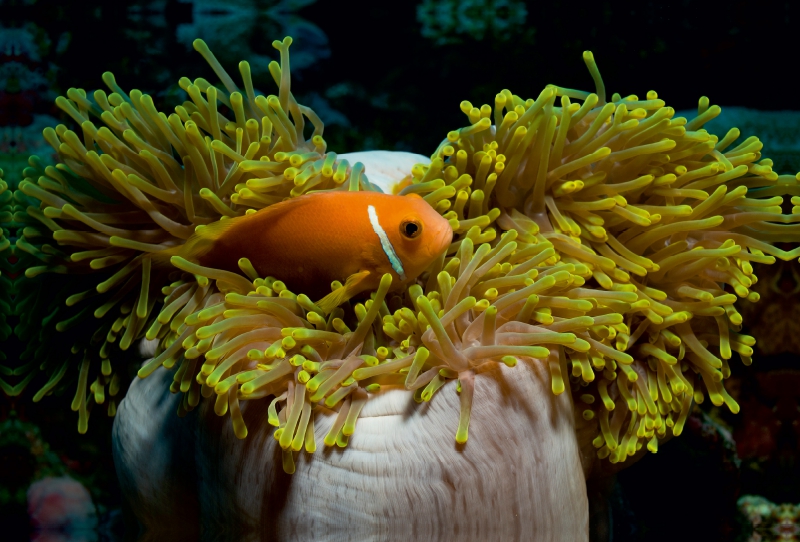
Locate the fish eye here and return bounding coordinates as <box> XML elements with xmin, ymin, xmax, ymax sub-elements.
<box><xmin>400</xmin><ymin>220</ymin><xmax>422</xmax><ymax>239</ymax></box>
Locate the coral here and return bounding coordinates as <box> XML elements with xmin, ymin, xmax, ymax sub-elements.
<box><xmin>175</xmin><ymin>0</ymin><xmax>330</xmax><ymax>77</ymax></box>
<box><xmin>417</xmin><ymin>0</ymin><xmax>529</xmax><ymax>45</ymax></box>
<box><xmin>0</xmin><ymin>413</ymin><xmax>68</xmax><ymax>507</ymax></box>
<box><xmin>27</xmin><ymin>476</ymin><xmax>98</xmax><ymax>532</ymax></box>
<box><xmin>737</xmin><ymin>260</ymin><xmax>800</xmax><ymax>356</ymax></box>
<box><xmin>17</xmin><ymin>36</ymin><xmax>800</xmax><ymax>473</ymax></box>
<box><xmin>700</xmin><ymin>107</ymin><xmax>800</xmax><ymax>174</ymax></box>
<box><xmin>0</xmin><ymin>20</ymin><xmax>72</xmax><ymax>398</ymax></box>
<box><xmin>739</xmin><ymin>495</ymin><xmax>800</xmax><ymax>541</ymax></box>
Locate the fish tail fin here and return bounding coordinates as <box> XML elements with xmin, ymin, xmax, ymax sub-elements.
<box><xmin>151</xmin><ymin>218</ymin><xmax>241</xmax><ymax>267</ymax></box>
<box><xmin>316</xmin><ymin>270</ymin><xmax>372</xmax><ymax>315</ymax></box>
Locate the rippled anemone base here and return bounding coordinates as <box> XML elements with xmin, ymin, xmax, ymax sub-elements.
<box><xmin>13</xmin><ymin>36</ymin><xmax>800</xmax><ymax>539</ymax></box>
<box><xmin>116</xmin><ymin>315</ymin><xmax>588</xmax><ymax>540</ymax></box>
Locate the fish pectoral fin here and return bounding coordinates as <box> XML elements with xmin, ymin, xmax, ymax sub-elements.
<box><xmin>316</xmin><ymin>270</ymin><xmax>372</xmax><ymax>315</ymax></box>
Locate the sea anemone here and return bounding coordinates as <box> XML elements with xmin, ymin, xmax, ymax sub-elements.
<box><xmin>14</xmin><ymin>37</ymin><xmax>375</xmax><ymax>431</ymax></box>
<box><xmin>0</xmin><ymin>169</ymin><xmax>12</xmax><ymax>394</ymax></box>
<box><xmin>401</xmin><ymin>54</ymin><xmax>800</xmax><ymax>463</ymax></box>
<box><xmin>16</xmin><ymin>36</ymin><xmax>800</xmax><ymax>480</ymax></box>
<box><xmin>0</xmin><ymin>171</ymin><xmax>8</xmax><ymax>257</ymax></box>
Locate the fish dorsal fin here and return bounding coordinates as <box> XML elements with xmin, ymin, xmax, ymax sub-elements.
<box><xmin>316</xmin><ymin>270</ymin><xmax>372</xmax><ymax>315</ymax></box>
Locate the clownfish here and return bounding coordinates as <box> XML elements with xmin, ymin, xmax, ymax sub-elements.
<box><xmin>166</xmin><ymin>191</ymin><xmax>453</xmax><ymax>314</ymax></box>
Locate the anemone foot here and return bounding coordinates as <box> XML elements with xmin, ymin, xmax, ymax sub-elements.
<box><xmin>115</xmin><ymin>355</ymin><xmax>589</xmax><ymax>541</ymax></box>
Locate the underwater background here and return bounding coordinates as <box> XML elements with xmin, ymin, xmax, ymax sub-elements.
<box><xmin>2</xmin><ymin>0</ymin><xmax>800</xmax><ymax>540</ymax></box>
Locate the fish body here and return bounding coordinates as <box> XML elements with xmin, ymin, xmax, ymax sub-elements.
<box><xmin>171</xmin><ymin>191</ymin><xmax>452</xmax><ymax>311</ymax></box>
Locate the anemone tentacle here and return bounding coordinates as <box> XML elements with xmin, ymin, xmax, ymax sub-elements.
<box><xmin>13</xmin><ymin>37</ymin><xmax>372</xmax><ymax>432</ymax></box>
<box><xmin>401</xmin><ymin>53</ymin><xmax>800</xmax><ymax>463</ymax></box>
<box><xmin>15</xmin><ymin>36</ymin><xmax>800</xmax><ymax>471</ymax></box>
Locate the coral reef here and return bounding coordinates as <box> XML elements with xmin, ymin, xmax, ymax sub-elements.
<box><xmin>27</xmin><ymin>476</ymin><xmax>98</xmax><ymax>533</ymax></box>
<box><xmin>417</xmin><ymin>0</ymin><xmax>529</xmax><ymax>45</ymax></box>
<box><xmin>175</xmin><ymin>0</ymin><xmax>330</xmax><ymax>78</ymax></box>
<box><xmin>740</xmin><ymin>496</ymin><xmax>800</xmax><ymax>541</ymax></box>
<box><xmin>701</xmin><ymin>108</ymin><xmax>800</xmax><ymax>175</ymax></box>
<box><xmin>0</xmin><ymin>413</ymin><xmax>68</xmax><ymax>509</ymax></box>
<box><xmin>13</xmin><ymin>35</ymin><xmax>800</xmax><ymax>474</ymax></box>
<box><xmin>738</xmin><ymin>260</ymin><xmax>800</xmax><ymax>356</ymax></box>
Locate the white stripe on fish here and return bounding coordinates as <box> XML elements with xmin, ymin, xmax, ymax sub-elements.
<box><xmin>367</xmin><ymin>205</ymin><xmax>406</xmax><ymax>280</ymax></box>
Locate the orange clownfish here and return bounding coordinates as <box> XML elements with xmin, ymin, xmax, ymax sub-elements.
<box><xmin>168</xmin><ymin>191</ymin><xmax>453</xmax><ymax>313</ymax></box>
